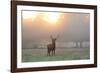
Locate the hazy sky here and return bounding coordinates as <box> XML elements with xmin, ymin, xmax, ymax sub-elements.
<box><xmin>22</xmin><ymin>10</ymin><xmax>90</xmax><ymax>42</ymax></box>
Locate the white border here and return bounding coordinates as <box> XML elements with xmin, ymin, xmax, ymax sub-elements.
<box><xmin>17</xmin><ymin>5</ymin><xmax>94</xmax><ymax>68</ymax></box>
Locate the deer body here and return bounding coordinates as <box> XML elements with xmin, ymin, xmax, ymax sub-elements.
<box><xmin>47</xmin><ymin>37</ymin><xmax>57</xmax><ymax>56</ymax></box>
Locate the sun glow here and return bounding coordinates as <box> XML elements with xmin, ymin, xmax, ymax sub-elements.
<box><xmin>23</xmin><ymin>11</ymin><xmax>62</xmax><ymax>25</ymax></box>
<box><xmin>43</xmin><ymin>12</ymin><xmax>61</xmax><ymax>24</ymax></box>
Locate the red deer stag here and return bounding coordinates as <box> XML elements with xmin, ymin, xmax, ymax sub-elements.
<box><xmin>47</xmin><ymin>36</ymin><xmax>58</xmax><ymax>56</ymax></box>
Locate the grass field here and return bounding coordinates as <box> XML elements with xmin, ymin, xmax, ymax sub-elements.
<box><xmin>22</xmin><ymin>48</ymin><xmax>90</xmax><ymax>62</ymax></box>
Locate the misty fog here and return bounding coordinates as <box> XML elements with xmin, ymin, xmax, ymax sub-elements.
<box><xmin>22</xmin><ymin>11</ymin><xmax>90</xmax><ymax>49</ymax></box>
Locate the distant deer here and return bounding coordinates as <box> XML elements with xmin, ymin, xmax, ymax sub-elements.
<box><xmin>47</xmin><ymin>35</ymin><xmax>58</xmax><ymax>56</ymax></box>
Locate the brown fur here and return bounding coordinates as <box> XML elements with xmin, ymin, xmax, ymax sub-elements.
<box><xmin>47</xmin><ymin>37</ymin><xmax>56</xmax><ymax>56</ymax></box>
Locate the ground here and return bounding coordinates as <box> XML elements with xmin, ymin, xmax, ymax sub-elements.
<box><xmin>22</xmin><ymin>48</ymin><xmax>90</xmax><ymax>62</ymax></box>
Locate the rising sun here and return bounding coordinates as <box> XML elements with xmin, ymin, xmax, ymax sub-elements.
<box><xmin>23</xmin><ymin>11</ymin><xmax>62</xmax><ymax>26</ymax></box>
<box><xmin>42</xmin><ymin>12</ymin><xmax>61</xmax><ymax>25</ymax></box>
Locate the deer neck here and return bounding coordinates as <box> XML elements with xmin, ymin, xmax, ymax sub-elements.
<box><xmin>52</xmin><ymin>41</ymin><xmax>56</xmax><ymax>46</ymax></box>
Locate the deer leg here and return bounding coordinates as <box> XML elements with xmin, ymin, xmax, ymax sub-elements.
<box><xmin>49</xmin><ymin>50</ymin><xmax>52</xmax><ymax>56</ymax></box>
<box><xmin>49</xmin><ymin>51</ymin><xmax>51</xmax><ymax>56</ymax></box>
<box><xmin>54</xmin><ymin>50</ymin><xmax>55</xmax><ymax>56</ymax></box>
<box><xmin>51</xmin><ymin>50</ymin><xmax>53</xmax><ymax>56</ymax></box>
<box><xmin>50</xmin><ymin>50</ymin><xmax>52</xmax><ymax>56</ymax></box>
<box><xmin>54</xmin><ymin>50</ymin><xmax>55</xmax><ymax>55</ymax></box>
<box><xmin>52</xmin><ymin>50</ymin><xmax>54</xmax><ymax>56</ymax></box>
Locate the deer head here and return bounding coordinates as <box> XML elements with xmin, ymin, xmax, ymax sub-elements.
<box><xmin>50</xmin><ymin>35</ymin><xmax>59</xmax><ymax>43</ymax></box>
